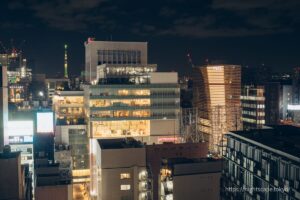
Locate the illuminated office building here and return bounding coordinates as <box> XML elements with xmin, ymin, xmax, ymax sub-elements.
<box><xmin>1</xmin><ymin>55</ymin><xmax>32</xmax><ymax>105</ymax></box>
<box><xmin>55</xmin><ymin>124</ymin><xmax>90</xmax><ymax>199</ymax></box>
<box><xmin>84</xmin><ymin>39</ymin><xmax>180</xmax><ymax>143</ymax></box>
<box><xmin>53</xmin><ymin>91</ymin><xmax>89</xmax><ymax>198</ymax></box>
<box><xmin>45</xmin><ymin>78</ymin><xmax>70</xmax><ymax>100</ymax></box>
<box><xmin>85</xmin><ymin>39</ymin><xmax>148</xmax><ymax>83</ymax></box>
<box><xmin>223</xmin><ymin>126</ymin><xmax>300</xmax><ymax>200</ymax></box>
<box><xmin>84</xmin><ymin>72</ymin><xmax>180</xmax><ymax>143</ymax></box>
<box><xmin>241</xmin><ymin>85</ymin><xmax>265</xmax><ymax>130</ymax></box>
<box><xmin>193</xmin><ymin>64</ymin><xmax>242</xmax><ymax>153</ymax></box>
<box><xmin>96</xmin><ymin>63</ymin><xmax>157</xmax><ymax>84</ymax></box>
<box><xmin>53</xmin><ymin>90</ymin><xmax>85</xmax><ymax>125</ymax></box>
<box><xmin>7</xmin><ymin>120</ymin><xmax>34</xmax><ymax>171</ymax></box>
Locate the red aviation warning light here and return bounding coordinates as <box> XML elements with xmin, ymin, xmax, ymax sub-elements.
<box><xmin>87</xmin><ymin>37</ymin><xmax>95</xmax><ymax>43</ymax></box>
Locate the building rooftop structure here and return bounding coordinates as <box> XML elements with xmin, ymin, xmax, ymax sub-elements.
<box><xmin>160</xmin><ymin>156</ymin><xmax>222</xmax><ymax>200</ymax></box>
<box><xmin>97</xmin><ymin>138</ymin><xmax>144</xmax><ymax>149</ymax></box>
<box><xmin>0</xmin><ymin>150</ymin><xmax>20</xmax><ymax>158</ymax></box>
<box><xmin>162</xmin><ymin>157</ymin><xmax>223</xmax><ymax>175</ymax></box>
<box><xmin>229</xmin><ymin>125</ymin><xmax>300</xmax><ymax>161</ymax></box>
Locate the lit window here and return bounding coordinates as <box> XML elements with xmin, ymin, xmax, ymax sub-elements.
<box><xmin>120</xmin><ymin>184</ymin><xmax>131</xmax><ymax>190</ymax></box>
<box><xmin>120</xmin><ymin>173</ymin><xmax>131</xmax><ymax>179</ymax></box>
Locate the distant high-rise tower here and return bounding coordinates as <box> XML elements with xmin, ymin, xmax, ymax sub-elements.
<box><xmin>64</xmin><ymin>44</ymin><xmax>68</xmax><ymax>79</ymax></box>
<box><xmin>193</xmin><ymin>64</ymin><xmax>242</xmax><ymax>154</ymax></box>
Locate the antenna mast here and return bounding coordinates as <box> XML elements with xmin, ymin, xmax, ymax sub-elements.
<box><xmin>64</xmin><ymin>44</ymin><xmax>68</xmax><ymax>79</ymax></box>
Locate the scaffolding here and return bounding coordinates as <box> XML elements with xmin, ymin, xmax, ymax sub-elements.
<box><xmin>180</xmin><ymin>105</ymin><xmax>242</xmax><ymax>155</ymax></box>
<box><xmin>180</xmin><ymin>107</ymin><xmax>204</xmax><ymax>143</ymax></box>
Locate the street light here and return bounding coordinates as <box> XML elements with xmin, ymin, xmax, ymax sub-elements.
<box><xmin>38</xmin><ymin>91</ymin><xmax>44</xmax><ymax>97</ymax></box>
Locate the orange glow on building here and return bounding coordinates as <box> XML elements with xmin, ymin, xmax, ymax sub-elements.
<box><xmin>193</xmin><ymin>64</ymin><xmax>242</xmax><ymax>154</ymax></box>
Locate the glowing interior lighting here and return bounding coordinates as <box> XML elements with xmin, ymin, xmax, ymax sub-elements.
<box><xmin>287</xmin><ymin>104</ymin><xmax>300</xmax><ymax>110</ymax></box>
<box><xmin>7</xmin><ymin>121</ymin><xmax>33</xmax><ymax>136</ymax></box>
<box><xmin>36</xmin><ymin>112</ymin><xmax>54</xmax><ymax>133</ymax></box>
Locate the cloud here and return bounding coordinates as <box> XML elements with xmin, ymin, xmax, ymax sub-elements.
<box><xmin>211</xmin><ymin>0</ymin><xmax>275</xmax><ymax>10</ymax></box>
<box><xmin>147</xmin><ymin>0</ymin><xmax>300</xmax><ymax>38</ymax></box>
<box><xmin>0</xmin><ymin>22</ymin><xmax>33</xmax><ymax>29</ymax></box>
<box><xmin>160</xmin><ymin>7</ymin><xmax>177</xmax><ymax>17</ymax></box>
<box><xmin>6</xmin><ymin>0</ymin><xmax>110</xmax><ymax>31</ymax></box>
<box><xmin>4</xmin><ymin>0</ymin><xmax>300</xmax><ymax>37</ymax></box>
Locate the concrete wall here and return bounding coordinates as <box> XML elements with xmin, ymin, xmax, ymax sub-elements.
<box><xmin>35</xmin><ymin>184</ymin><xmax>72</xmax><ymax>200</ymax></box>
<box><xmin>101</xmin><ymin>167</ymin><xmax>135</xmax><ymax>200</ymax></box>
<box><xmin>150</xmin><ymin>119</ymin><xmax>179</xmax><ymax>136</ymax></box>
<box><xmin>173</xmin><ymin>172</ymin><xmax>221</xmax><ymax>200</ymax></box>
<box><xmin>0</xmin><ymin>155</ymin><xmax>22</xmax><ymax>200</ymax></box>
<box><xmin>146</xmin><ymin>143</ymin><xmax>209</xmax><ymax>200</ymax></box>
<box><xmin>94</xmin><ymin>144</ymin><xmax>147</xmax><ymax>200</ymax></box>
<box><xmin>150</xmin><ymin>72</ymin><xmax>178</xmax><ymax>84</ymax></box>
<box><xmin>101</xmin><ymin>148</ymin><xmax>146</xmax><ymax>168</ymax></box>
<box><xmin>85</xmin><ymin>41</ymin><xmax>148</xmax><ymax>82</ymax></box>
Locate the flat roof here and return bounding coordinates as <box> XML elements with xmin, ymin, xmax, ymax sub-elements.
<box><xmin>0</xmin><ymin>151</ymin><xmax>21</xmax><ymax>159</ymax></box>
<box><xmin>228</xmin><ymin>125</ymin><xmax>300</xmax><ymax>160</ymax></box>
<box><xmin>163</xmin><ymin>157</ymin><xmax>223</xmax><ymax>176</ymax></box>
<box><xmin>164</xmin><ymin>157</ymin><xmax>221</xmax><ymax>165</ymax></box>
<box><xmin>98</xmin><ymin>138</ymin><xmax>144</xmax><ymax>149</ymax></box>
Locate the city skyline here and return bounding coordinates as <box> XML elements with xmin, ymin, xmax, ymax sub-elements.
<box><xmin>1</xmin><ymin>1</ymin><xmax>300</xmax><ymax>200</ymax></box>
<box><xmin>1</xmin><ymin>0</ymin><xmax>300</xmax><ymax>76</ymax></box>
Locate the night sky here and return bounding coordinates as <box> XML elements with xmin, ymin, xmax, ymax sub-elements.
<box><xmin>1</xmin><ymin>0</ymin><xmax>300</xmax><ymax>77</ymax></box>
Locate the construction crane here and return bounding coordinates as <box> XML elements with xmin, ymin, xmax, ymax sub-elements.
<box><xmin>0</xmin><ymin>39</ymin><xmax>26</xmax><ymax>69</ymax></box>
<box><xmin>0</xmin><ymin>39</ymin><xmax>25</xmax><ymax>55</ymax></box>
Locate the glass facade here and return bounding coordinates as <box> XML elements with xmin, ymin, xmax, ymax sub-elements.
<box><xmin>53</xmin><ymin>92</ymin><xmax>85</xmax><ymax>125</ymax></box>
<box><xmin>241</xmin><ymin>86</ymin><xmax>265</xmax><ymax>130</ymax></box>
<box><xmin>69</xmin><ymin>129</ymin><xmax>89</xmax><ymax>170</ymax></box>
<box><xmin>98</xmin><ymin>50</ymin><xmax>142</xmax><ymax>65</ymax></box>
<box><xmin>85</xmin><ymin>84</ymin><xmax>180</xmax><ymax>138</ymax></box>
<box><xmin>92</xmin><ymin>120</ymin><xmax>150</xmax><ymax>137</ymax></box>
<box><xmin>223</xmin><ymin>132</ymin><xmax>300</xmax><ymax>200</ymax></box>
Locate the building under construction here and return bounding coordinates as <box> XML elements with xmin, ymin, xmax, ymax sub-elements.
<box><xmin>192</xmin><ymin>64</ymin><xmax>242</xmax><ymax>154</ymax></box>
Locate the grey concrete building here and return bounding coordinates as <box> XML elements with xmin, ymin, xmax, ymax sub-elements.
<box><xmin>84</xmin><ymin>39</ymin><xmax>148</xmax><ymax>83</ymax></box>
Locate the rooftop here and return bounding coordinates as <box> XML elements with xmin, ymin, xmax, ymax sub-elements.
<box><xmin>98</xmin><ymin>138</ymin><xmax>144</xmax><ymax>149</ymax></box>
<box><xmin>229</xmin><ymin>125</ymin><xmax>300</xmax><ymax>159</ymax></box>
<box><xmin>54</xmin><ymin>90</ymin><xmax>84</xmax><ymax>96</ymax></box>
<box><xmin>0</xmin><ymin>151</ymin><xmax>21</xmax><ymax>159</ymax></box>
<box><xmin>163</xmin><ymin>157</ymin><xmax>223</xmax><ymax>176</ymax></box>
<box><xmin>163</xmin><ymin>157</ymin><xmax>221</xmax><ymax>165</ymax></box>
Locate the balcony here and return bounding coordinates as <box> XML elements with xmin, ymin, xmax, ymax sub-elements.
<box><xmin>90</xmin><ymin>115</ymin><xmax>177</xmax><ymax>121</ymax></box>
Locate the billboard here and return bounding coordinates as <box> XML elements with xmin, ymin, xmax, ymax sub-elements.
<box><xmin>37</xmin><ymin>112</ymin><xmax>54</xmax><ymax>133</ymax></box>
<box><xmin>7</xmin><ymin>121</ymin><xmax>34</xmax><ymax>136</ymax></box>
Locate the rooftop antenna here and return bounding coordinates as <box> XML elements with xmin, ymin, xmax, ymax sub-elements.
<box><xmin>187</xmin><ymin>53</ymin><xmax>195</xmax><ymax>68</ymax></box>
<box><xmin>64</xmin><ymin>44</ymin><xmax>68</xmax><ymax>79</ymax></box>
